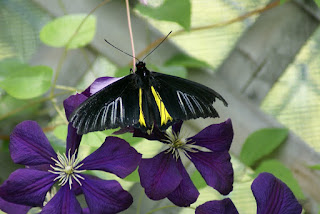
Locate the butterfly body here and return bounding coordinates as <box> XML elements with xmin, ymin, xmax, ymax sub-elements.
<box><xmin>70</xmin><ymin>62</ymin><xmax>227</xmax><ymax>134</ymax></box>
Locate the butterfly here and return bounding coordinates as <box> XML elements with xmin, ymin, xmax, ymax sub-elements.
<box><xmin>70</xmin><ymin>61</ymin><xmax>228</xmax><ymax>134</ymax></box>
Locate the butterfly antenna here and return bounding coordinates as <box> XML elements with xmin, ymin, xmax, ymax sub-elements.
<box><xmin>104</xmin><ymin>39</ymin><xmax>140</xmax><ymax>62</ymax></box>
<box><xmin>141</xmin><ymin>31</ymin><xmax>172</xmax><ymax>61</ymax></box>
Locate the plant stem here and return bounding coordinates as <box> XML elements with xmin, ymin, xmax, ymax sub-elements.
<box><xmin>55</xmin><ymin>85</ymin><xmax>78</xmax><ymax>92</ymax></box>
<box><xmin>51</xmin><ymin>99</ymin><xmax>68</xmax><ymax>124</ymax></box>
<box><xmin>136</xmin><ymin>189</ymin><xmax>145</xmax><ymax>214</ymax></box>
<box><xmin>125</xmin><ymin>0</ymin><xmax>136</xmax><ymax>72</ymax></box>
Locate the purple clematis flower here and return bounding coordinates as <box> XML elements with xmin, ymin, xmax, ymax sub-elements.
<box><xmin>134</xmin><ymin>119</ymin><xmax>234</xmax><ymax>207</ymax></box>
<box><xmin>195</xmin><ymin>172</ymin><xmax>302</xmax><ymax>214</ymax></box>
<box><xmin>0</xmin><ymin>94</ymin><xmax>142</xmax><ymax>214</ymax></box>
<box><xmin>0</xmin><ymin>196</ymin><xmax>31</xmax><ymax>214</ymax></box>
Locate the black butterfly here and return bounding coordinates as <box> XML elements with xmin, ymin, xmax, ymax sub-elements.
<box><xmin>70</xmin><ymin>61</ymin><xmax>228</xmax><ymax>134</ymax></box>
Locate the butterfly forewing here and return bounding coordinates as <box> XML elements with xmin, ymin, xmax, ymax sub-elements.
<box><xmin>70</xmin><ymin>75</ymin><xmax>140</xmax><ymax>134</ymax></box>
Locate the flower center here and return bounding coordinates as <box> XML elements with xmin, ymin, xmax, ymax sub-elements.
<box><xmin>48</xmin><ymin>149</ymin><xmax>86</xmax><ymax>189</ymax></box>
<box><xmin>164</xmin><ymin>128</ymin><xmax>197</xmax><ymax>160</ymax></box>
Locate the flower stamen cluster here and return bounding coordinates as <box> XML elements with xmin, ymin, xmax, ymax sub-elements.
<box><xmin>48</xmin><ymin>149</ymin><xmax>85</xmax><ymax>189</ymax></box>
<box><xmin>163</xmin><ymin>128</ymin><xmax>198</xmax><ymax>160</ymax></box>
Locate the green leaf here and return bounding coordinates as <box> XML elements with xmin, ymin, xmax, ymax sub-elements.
<box><xmin>0</xmin><ymin>94</ymin><xmax>39</xmax><ymax>117</ymax></box>
<box><xmin>165</xmin><ymin>54</ymin><xmax>212</xmax><ymax>69</ymax></box>
<box><xmin>309</xmin><ymin>164</ymin><xmax>320</xmax><ymax>170</ymax></box>
<box><xmin>81</xmin><ymin>131</ymin><xmax>108</xmax><ymax>148</ymax></box>
<box><xmin>0</xmin><ymin>65</ymin><xmax>53</xmax><ymax>99</ymax></box>
<box><xmin>124</xmin><ymin>169</ymin><xmax>140</xmax><ymax>182</ymax></box>
<box><xmin>315</xmin><ymin>0</ymin><xmax>320</xmax><ymax>8</ymax></box>
<box><xmin>53</xmin><ymin>125</ymin><xmax>68</xmax><ymax>141</ymax></box>
<box><xmin>40</xmin><ymin>14</ymin><xmax>96</xmax><ymax>49</ymax></box>
<box><xmin>133</xmin><ymin>139</ymin><xmax>163</xmax><ymax>159</ymax></box>
<box><xmin>190</xmin><ymin>170</ymin><xmax>207</xmax><ymax>190</ymax></box>
<box><xmin>280</xmin><ymin>0</ymin><xmax>287</xmax><ymax>4</ymax></box>
<box><xmin>0</xmin><ymin>59</ymin><xmax>26</xmax><ymax>81</ymax></box>
<box><xmin>135</xmin><ymin>0</ymin><xmax>191</xmax><ymax>31</ymax></box>
<box><xmin>240</xmin><ymin>128</ymin><xmax>288</xmax><ymax>167</ymax></box>
<box><xmin>255</xmin><ymin>159</ymin><xmax>305</xmax><ymax>200</ymax></box>
<box><xmin>114</xmin><ymin>66</ymin><xmax>131</xmax><ymax>77</ymax></box>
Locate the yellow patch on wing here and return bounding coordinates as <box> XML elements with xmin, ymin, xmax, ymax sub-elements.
<box><xmin>139</xmin><ymin>88</ymin><xmax>146</xmax><ymax>127</ymax></box>
<box><xmin>151</xmin><ymin>86</ymin><xmax>173</xmax><ymax>125</ymax></box>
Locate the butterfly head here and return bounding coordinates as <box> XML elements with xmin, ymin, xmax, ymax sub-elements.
<box><xmin>136</xmin><ymin>61</ymin><xmax>146</xmax><ymax>70</ymax></box>
<box><xmin>135</xmin><ymin>61</ymin><xmax>150</xmax><ymax>77</ymax></box>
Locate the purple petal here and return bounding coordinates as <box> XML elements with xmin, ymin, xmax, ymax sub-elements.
<box><xmin>66</xmin><ymin>123</ymin><xmax>82</xmax><ymax>156</ymax></box>
<box><xmin>63</xmin><ymin>93</ymin><xmax>87</xmax><ymax>120</ymax></box>
<box><xmin>81</xmin><ymin>175</ymin><xmax>133</xmax><ymax>214</ymax></box>
<box><xmin>41</xmin><ymin>185</ymin><xmax>82</xmax><ymax>214</ymax></box>
<box><xmin>63</xmin><ymin>93</ymin><xmax>87</xmax><ymax>155</ymax></box>
<box><xmin>82</xmin><ymin>208</ymin><xmax>90</xmax><ymax>214</ymax></box>
<box><xmin>188</xmin><ymin>151</ymin><xmax>233</xmax><ymax>195</ymax></box>
<box><xmin>188</xmin><ymin>119</ymin><xmax>233</xmax><ymax>152</ymax></box>
<box><xmin>26</xmin><ymin>164</ymin><xmax>51</xmax><ymax>171</ymax></box>
<box><xmin>82</xmin><ymin>77</ymin><xmax>121</xmax><ymax>97</ymax></box>
<box><xmin>196</xmin><ymin>198</ymin><xmax>239</xmax><ymax>214</ymax></box>
<box><xmin>80</xmin><ymin>136</ymin><xmax>141</xmax><ymax>178</ymax></box>
<box><xmin>0</xmin><ymin>169</ymin><xmax>56</xmax><ymax>207</ymax></box>
<box><xmin>167</xmin><ymin>158</ymin><xmax>199</xmax><ymax>207</ymax></box>
<box><xmin>0</xmin><ymin>197</ymin><xmax>31</xmax><ymax>214</ymax></box>
<box><xmin>252</xmin><ymin>172</ymin><xmax>302</xmax><ymax>214</ymax></box>
<box><xmin>10</xmin><ymin>121</ymin><xmax>56</xmax><ymax>165</ymax></box>
<box><xmin>138</xmin><ymin>152</ymin><xmax>182</xmax><ymax>200</ymax></box>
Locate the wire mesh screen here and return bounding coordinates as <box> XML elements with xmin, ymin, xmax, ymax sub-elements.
<box><xmin>262</xmin><ymin>26</ymin><xmax>320</xmax><ymax>152</ymax></box>
<box><xmin>144</xmin><ymin>0</ymin><xmax>269</xmax><ymax>69</ymax></box>
<box><xmin>0</xmin><ymin>0</ymin><xmax>51</xmax><ymax>62</ymax></box>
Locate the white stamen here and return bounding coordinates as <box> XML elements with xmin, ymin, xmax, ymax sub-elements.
<box><xmin>48</xmin><ymin>149</ymin><xmax>86</xmax><ymax>189</ymax></box>
<box><xmin>163</xmin><ymin>127</ymin><xmax>200</xmax><ymax>160</ymax></box>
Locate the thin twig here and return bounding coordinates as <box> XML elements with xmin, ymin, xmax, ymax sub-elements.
<box><xmin>55</xmin><ymin>85</ymin><xmax>78</xmax><ymax>92</ymax></box>
<box><xmin>51</xmin><ymin>99</ymin><xmax>68</xmax><ymax>124</ymax></box>
<box><xmin>125</xmin><ymin>0</ymin><xmax>136</xmax><ymax>72</ymax></box>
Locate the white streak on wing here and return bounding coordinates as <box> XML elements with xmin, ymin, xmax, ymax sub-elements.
<box><xmin>177</xmin><ymin>91</ymin><xmax>187</xmax><ymax>116</ymax></box>
<box><xmin>110</xmin><ymin>101</ymin><xmax>115</xmax><ymax>125</ymax></box>
<box><xmin>102</xmin><ymin>104</ymin><xmax>112</xmax><ymax>127</ymax></box>
<box><xmin>115</xmin><ymin>97</ymin><xmax>124</xmax><ymax>122</ymax></box>
<box><xmin>179</xmin><ymin>91</ymin><xmax>196</xmax><ymax>115</ymax></box>
<box><xmin>93</xmin><ymin>106</ymin><xmax>106</xmax><ymax>128</ymax></box>
<box><xmin>190</xmin><ymin>95</ymin><xmax>204</xmax><ymax>114</ymax></box>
